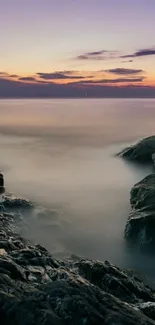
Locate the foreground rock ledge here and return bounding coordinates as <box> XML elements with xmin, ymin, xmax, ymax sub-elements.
<box><xmin>1</xmin><ymin>194</ymin><xmax>155</xmax><ymax>324</ymax></box>
<box><xmin>118</xmin><ymin>136</ymin><xmax>155</xmax><ymax>163</ymax></box>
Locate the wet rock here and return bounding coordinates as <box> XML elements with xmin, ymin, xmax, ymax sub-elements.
<box><xmin>152</xmin><ymin>153</ymin><xmax>155</xmax><ymax>166</ymax></box>
<box><xmin>0</xmin><ymin>194</ymin><xmax>33</xmax><ymax>213</ymax></box>
<box><xmin>77</xmin><ymin>259</ymin><xmax>155</xmax><ymax>303</ymax></box>
<box><xmin>125</xmin><ymin>174</ymin><xmax>155</xmax><ymax>250</ymax></box>
<box><xmin>137</xmin><ymin>302</ymin><xmax>155</xmax><ymax>321</ymax></box>
<box><xmin>130</xmin><ymin>174</ymin><xmax>155</xmax><ymax>210</ymax></box>
<box><xmin>0</xmin><ymin>257</ymin><xmax>26</xmax><ymax>281</ymax></box>
<box><xmin>118</xmin><ymin>136</ymin><xmax>155</xmax><ymax>163</ymax></box>
<box><xmin>40</xmin><ymin>277</ymin><xmax>155</xmax><ymax>325</ymax></box>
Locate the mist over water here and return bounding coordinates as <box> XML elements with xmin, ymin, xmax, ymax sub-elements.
<box><xmin>1</xmin><ymin>98</ymin><xmax>155</xmax><ymax>277</ymax></box>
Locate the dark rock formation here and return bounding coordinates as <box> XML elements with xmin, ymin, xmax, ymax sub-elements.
<box><xmin>0</xmin><ymin>194</ymin><xmax>32</xmax><ymax>213</ymax></box>
<box><xmin>0</xmin><ymin>173</ymin><xmax>5</xmax><ymax>194</ymax></box>
<box><xmin>118</xmin><ymin>136</ymin><xmax>155</xmax><ymax>163</ymax></box>
<box><xmin>152</xmin><ymin>153</ymin><xmax>155</xmax><ymax>166</ymax></box>
<box><xmin>1</xmin><ymin>194</ymin><xmax>155</xmax><ymax>324</ymax></box>
<box><xmin>117</xmin><ymin>137</ymin><xmax>155</xmax><ymax>250</ymax></box>
<box><xmin>125</xmin><ymin>174</ymin><xmax>155</xmax><ymax>251</ymax></box>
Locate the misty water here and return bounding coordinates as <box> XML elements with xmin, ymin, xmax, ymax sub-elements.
<box><xmin>1</xmin><ymin>98</ymin><xmax>155</xmax><ymax>277</ymax></box>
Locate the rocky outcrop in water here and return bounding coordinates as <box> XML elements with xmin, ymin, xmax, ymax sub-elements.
<box><xmin>118</xmin><ymin>136</ymin><xmax>155</xmax><ymax>251</ymax></box>
<box><xmin>125</xmin><ymin>174</ymin><xmax>155</xmax><ymax>251</ymax></box>
<box><xmin>1</xmin><ymin>179</ymin><xmax>155</xmax><ymax>323</ymax></box>
<box><xmin>118</xmin><ymin>136</ymin><xmax>155</xmax><ymax>163</ymax></box>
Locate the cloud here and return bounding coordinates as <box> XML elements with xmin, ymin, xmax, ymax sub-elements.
<box><xmin>0</xmin><ymin>73</ymin><xmax>20</xmax><ymax>78</ymax></box>
<box><xmin>76</xmin><ymin>46</ymin><xmax>155</xmax><ymax>61</ymax></box>
<box><xmin>76</xmin><ymin>50</ymin><xmax>118</xmax><ymax>61</ymax></box>
<box><xmin>58</xmin><ymin>70</ymin><xmax>80</xmax><ymax>75</ymax></box>
<box><xmin>105</xmin><ymin>68</ymin><xmax>144</xmax><ymax>75</ymax></box>
<box><xmin>71</xmin><ymin>77</ymin><xmax>145</xmax><ymax>84</ymax></box>
<box><xmin>19</xmin><ymin>77</ymin><xmax>37</xmax><ymax>81</ymax></box>
<box><xmin>10</xmin><ymin>74</ymin><xmax>19</xmax><ymax>78</ymax></box>
<box><xmin>37</xmin><ymin>72</ymin><xmax>86</xmax><ymax>80</ymax></box>
<box><xmin>86</xmin><ymin>50</ymin><xmax>107</xmax><ymax>56</ymax></box>
<box><xmin>122</xmin><ymin>60</ymin><xmax>133</xmax><ymax>63</ymax></box>
<box><xmin>121</xmin><ymin>47</ymin><xmax>155</xmax><ymax>58</ymax></box>
<box><xmin>77</xmin><ymin>55</ymin><xmax>90</xmax><ymax>60</ymax></box>
<box><xmin>0</xmin><ymin>77</ymin><xmax>154</xmax><ymax>98</ymax></box>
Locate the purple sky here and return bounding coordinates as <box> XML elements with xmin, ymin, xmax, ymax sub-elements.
<box><xmin>0</xmin><ymin>0</ymin><xmax>155</xmax><ymax>97</ymax></box>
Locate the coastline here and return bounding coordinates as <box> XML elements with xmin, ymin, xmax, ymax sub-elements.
<box><xmin>1</xmin><ymin>135</ymin><xmax>155</xmax><ymax>324</ymax></box>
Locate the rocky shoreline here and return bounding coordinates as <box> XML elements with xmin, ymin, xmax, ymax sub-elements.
<box><xmin>118</xmin><ymin>136</ymin><xmax>155</xmax><ymax>252</ymax></box>
<box><xmin>1</xmin><ymin>136</ymin><xmax>155</xmax><ymax>324</ymax></box>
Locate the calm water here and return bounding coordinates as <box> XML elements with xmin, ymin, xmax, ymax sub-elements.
<box><xmin>0</xmin><ymin>98</ymin><xmax>155</xmax><ymax>275</ymax></box>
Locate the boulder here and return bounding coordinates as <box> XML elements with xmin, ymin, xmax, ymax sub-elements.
<box><xmin>125</xmin><ymin>174</ymin><xmax>155</xmax><ymax>250</ymax></box>
<box><xmin>118</xmin><ymin>136</ymin><xmax>155</xmax><ymax>163</ymax></box>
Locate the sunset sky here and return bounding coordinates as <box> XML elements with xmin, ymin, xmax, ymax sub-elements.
<box><xmin>0</xmin><ymin>0</ymin><xmax>155</xmax><ymax>97</ymax></box>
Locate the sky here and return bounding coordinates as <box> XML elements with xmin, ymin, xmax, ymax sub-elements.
<box><xmin>0</xmin><ymin>0</ymin><xmax>155</xmax><ymax>97</ymax></box>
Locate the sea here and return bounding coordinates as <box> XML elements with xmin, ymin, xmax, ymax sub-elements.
<box><xmin>0</xmin><ymin>98</ymin><xmax>155</xmax><ymax>277</ymax></box>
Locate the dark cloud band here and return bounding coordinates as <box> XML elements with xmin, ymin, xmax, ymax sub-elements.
<box><xmin>105</xmin><ymin>68</ymin><xmax>144</xmax><ymax>75</ymax></box>
<box><xmin>37</xmin><ymin>72</ymin><xmax>86</xmax><ymax>80</ymax></box>
<box><xmin>121</xmin><ymin>48</ymin><xmax>155</xmax><ymax>58</ymax></box>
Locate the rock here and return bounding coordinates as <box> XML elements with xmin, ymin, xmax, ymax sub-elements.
<box><xmin>118</xmin><ymin>138</ymin><xmax>155</xmax><ymax>250</ymax></box>
<box><xmin>1</xmin><ymin>264</ymin><xmax>155</xmax><ymax>325</ymax></box>
<box><xmin>0</xmin><ymin>249</ymin><xmax>7</xmax><ymax>256</ymax></box>
<box><xmin>41</xmin><ymin>277</ymin><xmax>155</xmax><ymax>325</ymax></box>
<box><xmin>130</xmin><ymin>174</ymin><xmax>155</xmax><ymax>210</ymax></box>
<box><xmin>77</xmin><ymin>259</ymin><xmax>155</xmax><ymax>303</ymax></box>
<box><xmin>0</xmin><ymin>173</ymin><xmax>4</xmax><ymax>187</ymax></box>
<box><xmin>0</xmin><ymin>173</ymin><xmax>5</xmax><ymax>194</ymax></box>
<box><xmin>152</xmin><ymin>153</ymin><xmax>155</xmax><ymax>166</ymax></box>
<box><xmin>138</xmin><ymin>302</ymin><xmax>155</xmax><ymax>321</ymax></box>
<box><xmin>125</xmin><ymin>174</ymin><xmax>155</xmax><ymax>250</ymax></box>
<box><xmin>118</xmin><ymin>136</ymin><xmax>155</xmax><ymax>163</ymax></box>
<box><xmin>0</xmin><ymin>195</ymin><xmax>33</xmax><ymax>212</ymax></box>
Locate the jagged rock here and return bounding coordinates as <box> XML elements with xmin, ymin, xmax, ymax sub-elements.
<box><xmin>77</xmin><ymin>259</ymin><xmax>155</xmax><ymax>303</ymax></box>
<box><xmin>137</xmin><ymin>302</ymin><xmax>155</xmax><ymax>321</ymax></box>
<box><xmin>125</xmin><ymin>174</ymin><xmax>155</xmax><ymax>250</ymax></box>
<box><xmin>130</xmin><ymin>174</ymin><xmax>155</xmax><ymax>210</ymax></box>
<box><xmin>118</xmin><ymin>136</ymin><xmax>155</xmax><ymax>163</ymax></box>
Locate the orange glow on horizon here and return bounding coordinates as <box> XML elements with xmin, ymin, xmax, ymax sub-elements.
<box><xmin>1</xmin><ymin>70</ymin><xmax>155</xmax><ymax>88</ymax></box>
